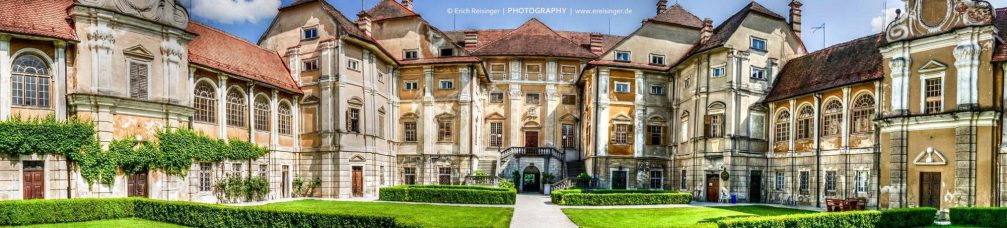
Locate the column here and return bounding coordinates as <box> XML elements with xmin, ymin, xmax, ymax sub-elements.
<box><xmin>319</xmin><ymin>41</ymin><xmax>335</xmax><ymax>146</ymax></box>
<box><xmin>544</xmin><ymin>84</ymin><xmax>557</xmax><ymax>147</ymax></box>
<box><xmin>247</xmin><ymin>84</ymin><xmax>256</xmax><ymax>143</ymax></box>
<box><xmin>54</xmin><ymin>41</ymin><xmax>67</xmax><ymax>120</ymax></box>
<box><xmin>841</xmin><ymin>87</ymin><xmax>850</xmax><ymax>148</ymax></box>
<box><xmin>596</xmin><ymin>68</ymin><xmax>611</xmax><ymax>156</ymax></box>
<box><xmin>160</xmin><ymin>37</ymin><xmax>182</xmax><ymax>103</ymax></box>
<box><xmin>634</xmin><ymin>70</ymin><xmax>645</xmax><ymax>157</ymax></box>
<box><xmin>459</xmin><ymin>66</ymin><xmax>472</xmax><ymax>154</ymax></box>
<box><xmin>217</xmin><ymin>74</ymin><xmax>228</xmax><ymax>139</ymax></box>
<box><xmin>422</xmin><ymin>66</ymin><xmax>435</xmax><ymax>153</ymax></box>
<box><xmin>188</xmin><ymin>67</ymin><xmax>196</xmax><ymax>106</ymax></box>
<box><xmin>508</xmin><ymin>84</ymin><xmax>522</xmax><ymax>148</ymax></box>
<box><xmin>0</xmin><ymin>35</ymin><xmax>9</xmax><ymax>120</ymax></box>
<box><xmin>287</xmin><ymin>47</ymin><xmax>301</xmax><ymax>86</ymax></box>
<box><xmin>292</xmin><ymin>95</ymin><xmax>301</xmax><ymax>151</ymax></box>
<box><xmin>270</xmin><ymin>89</ymin><xmax>279</xmax><ymax>148</ymax></box>
<box><xmin>87</xmin><ymin>20</ymin><xmax>115</xmax><ymax>95</ymax></box>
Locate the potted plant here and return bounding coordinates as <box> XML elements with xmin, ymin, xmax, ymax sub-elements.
<box><xmin>542</xmin><ymin>173</ymin><xmax>556</xmax><ymax>194</ymax></box>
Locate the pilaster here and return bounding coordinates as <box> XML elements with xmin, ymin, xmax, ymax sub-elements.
<box><xmin>596</xmin><ymin>68</ymin><xmax>611</xmax><ymax>156</ymax></box>
<box><xmin>0</xmin><ymin>35</ymin><xmax>9</xmax><ymax>120</ymax></box>
<box><xmin>509</xmin><ymin>84</ymin><xmax>522</xmax><ymax>148</ymax></box>
<box><xmin>955</xmin><ymin>125</ymin><xmax>977</xmax><ymax>206</ymax></box>
<box><xmin>423</xmin><ymin>66</ymin><xmax>435</xmax><ymax>153</ymax></box>
<box><xmin>54</xmin><ymin>41</ymin><xmax>67</xmax><ymax>120</ymax></box>
<box><xmin>247</xmin><ymin>83</ymin><xmax>256</xmax><ymax>143</ymax></box>
<box><xmin>545</xmin><ymin>84</ymin><xmax>557</xmax><ymax>147</ymax></box>
<box><xmin>953</xmin><ymin>34</ymin><xmax>980</xmax><ymax>109</ymax></box>
<box><xmin>216</xmin><ymin>74</ymin><xmax>228</xmax><ymax>139</ymax></box>
<box><xmin>889</xmin><ymin>54</ymin><xmax>910</xmax><ymax>113</ymax></box>
<box><xmin>270</xmin><ymin>89</ymin><xmax>279</xmax><ymax>148</ymax></box>
<box><xmin>459</xmin><ymin>66</ymin><xmax>472</xmax><ymax>154</ymax></box>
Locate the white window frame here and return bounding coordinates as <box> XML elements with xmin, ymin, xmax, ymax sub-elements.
<box><xmin>712</xmin><ymin>66</ymin><xmax>725</xmax><ymax>78</ymax></box>
<box><xmin>750</xmin><ymin>36</ymin><xmax>767</xmax><ymax>51</ymax></box>
<box><xmin>302</xmin><ymin>26</ymin><xmax>318</xmax><ymax>40</ymax></box>
<box><xmin>920</xmin><ymin>72</ymin><xmax>944</xmax><ymax>114</ymax></box>
<box><xmin>439</xmin><ymin>48</ymin><xmax>454</xmax><ymax>57</ymax></box>
<box><xmin>854</xmin><ymin>170</ymin><xmax>869</xmax><ymax>193</ymax></box>
<box><xmin>490</xmin><ymin>63</ymin><xmax>506</xmax><ymax>74</ymax></box>
<box><xmin>404</xmin><ymin>81</ymin><xmax>418</xmax><ymax>90</ymax></box>
<box><xmin>614</xmin><ymin>82</ymin><xmax>630</xmax><ymax>93</ymax></box>
<box><xmin>775</xmin><ymin>171</ymin><xmax>785</xmax><ymax>191</ymax></box>
<box><xmin>649</xmin><ymin>53</ymin><xmax>666</xmax><ymax>65</ymax></box>
<box><xmin>650</xmin><ymin>85</ymin><xmax>665</xmax><ymax>95</ymax></box>
<box><xmin>751</xmin><ymin>66</ymin><xmax>767</xmax><ymax>80</ymax></box>
<box><xmin>403</xmin><ymin>49</ymin><xmax>419</xmax><ymax>60</ymax></box>
<box><xmin>560</xmin><ymin>65</ymin><xmax>577</xmax><ymax>80</ymax></box>
<box><xmin>438</xmin><ymin>79</ymin><xmax>454</xmax><ymax>90</ymax></box>
<box><xmin>347</xmin><ymin>59</ymin><xmax>360</xmax><ymax>71</ymax></box>
<box><xmin>302</xmin><ymin>58</ymin><xmax>319</xmax><ymax>71</ymax></box>
<box><xmin>615</xmin><ymin>51</ymin><xmax>630</xmax><ymax>62</ymax></box>
<box><xmin>649</xmin><ymin>170</ymin><xmax>664</xmax><ymax>189</ymax></box>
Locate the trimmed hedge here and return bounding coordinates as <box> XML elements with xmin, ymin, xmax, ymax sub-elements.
<box><xmin>550</xmin><ymin>188</ymin><xmax>692</xmax><ymax>205</ymax></box>
<box><xmin>950</xmin><ymin>207</ymin><xmax>1007</xmax><ymax>228</ymax></box>
<box><xmin>718</xmin><ymin>210</ymin><xmax>882</xmax><ymax>228</ymax></box>
<box><xmin>379</xmin><ymin>185</ymin><xmax>517</xmax><ymax>205</ymax></box>
<box><xmin>0</xmin><ymin>198</ymin><xmax>414</xmax><ymax>227</ymax></box>
<box><xmin>878</xmin><ymin>207</ymin><xmax>937</xmax><ymax>228</ymax></box>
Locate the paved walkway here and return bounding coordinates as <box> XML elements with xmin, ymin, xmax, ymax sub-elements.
<box><xmin>510</xmin><ymin>193</ymin><xmax>578</xmax><ymax>228</ymax></box>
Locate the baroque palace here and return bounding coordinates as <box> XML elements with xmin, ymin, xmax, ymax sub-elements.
<box><xmin>1</xmin><ymin>0</ymin><xmax>1006</xmax><ymax>210</ymax></box>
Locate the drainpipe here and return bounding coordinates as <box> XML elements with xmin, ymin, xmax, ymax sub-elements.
<box><xmin>593</xmin><ymin>68</ymin><xmax>601</xmax><ymax>179</ymax></box>
<box><xmin>815</xmin><ymin>93</ymin><xmax>822</xmax><ymax>208</ymax></box>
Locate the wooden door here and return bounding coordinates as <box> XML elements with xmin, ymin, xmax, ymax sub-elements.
<box><xmin>127</xmin><ymin>171</ymin><xmax>148</xmax><ymax>197</ymax></box>
<box><xmin>524</xmin><ymin>131</ymin><xmax>539</xmax><ymax>147</ymax></box>
<box><xmin>706</xmin><ymin>175</ymin><xmax>720</xmax><ymax>202</ymax></box>
<box><xmin>282</xmin><ymin>165</ymin><xmax>290</xmax><ymax>198</ymax></box>
<box><xmin>919</xmin><ymin>172</ymin><xmax>941</xmax><ymax>208</ymax></box>
<box><xmin>352</xmin><ymin>166</ymin><xmax>363</xmax><ymax>197</ymax></box>
<box><xmin>22</xmin><ymin>161</ymin><xmax>44</xmax><ymax>199</ymax></box>
<box><xmin>749</xmin><ymin>171</ymin><xmax>762</xmax><ymax>203</ymax></box>
<box><xmin>611</xmin><ymin>170</ymin><xmax>627</xmax><ymax>189</ymax></box>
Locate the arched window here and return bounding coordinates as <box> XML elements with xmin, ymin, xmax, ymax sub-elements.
<box><xmin>193</xmin><ymin>82</ymin><xmax>216</xmax><ymax>123</ymax></box>
<box><xmin>278</xmin><ymin>103</ymin><xmax>292</xmax><ymax>135</ymax></box>
<box><xmin>12</xmin><ymin>54</ymin><xmax>50</xmax><ymax>108</ymax></box>
<box><xmin>775</xmin><ymin>110</ymin><xmax>790</xmax><ymax>142</ymax></box>
<box><xmin>796</xmin><ymin>106</ymin><xmax>814</xmax><ymax>139</ymax></box>
<box><xmin>680</xmin><ymin>112</ymin><xmax>689</xmax><ymax>142</ymax></box>
<box><xmin>254</xmin><ymin>96</ymin><xmax>270</xmax><ymax>131</ymax></box>
<box><xmin>226</xmin><ymin>89</ymin><xmax>247</xmax><ymax>127</ymax></box>
<box><xmin>822</xmin><ymin>100</ymin><xmax>842</xmax><ymax>136</ymax></box>
<box><xmin>852</xmin><ymin>94</ymin><xmax>875</xmax><ymax>133</ymax></box>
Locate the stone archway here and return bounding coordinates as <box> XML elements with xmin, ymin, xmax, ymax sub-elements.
<box><xmin>522</xmin><ymin>165</ymin><xmax>541</xmax><ymax>193</ymax></box>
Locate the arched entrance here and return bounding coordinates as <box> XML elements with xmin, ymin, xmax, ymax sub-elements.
<box><xmin>522</xmin><ymin>166</ymin><xmax>541</xmax><ymax>193</ymax></box>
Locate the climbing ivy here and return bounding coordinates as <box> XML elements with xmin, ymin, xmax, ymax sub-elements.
<box><xmin>0</xmin><ymin>115</ymin><xmax>95</xmax><ymax>157</ymax></box>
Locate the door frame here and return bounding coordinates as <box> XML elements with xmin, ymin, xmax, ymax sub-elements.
<box><xmin>281</xmin><ymin>165</ymin><xmax>290</xmax><ymax>198</ymax></box>
<box><xmin>749</xmin><ymin>170</ymin><xmax>762</xmax><ymax>203</ymax></box>
<box><xmin>610</xmin><ymin>169</ymin><xmax>629</xmax><ymax>190</ymax></box>
<box><xmin>919</xmin><ymin>172</ymin><xmax>941</xmax><ymax>209</ymax></box>
<box><xmin>524</xmin><ymin>130</ymin><xmax>540</xmax><ymax>147</ymax></box>
<box><xmin>351</xmin><ymin>166</ymin><xmax>364</xmax><ymax>197</ymax></box>
<box><xmin>127</xmin><ymin>170</ymin><xmax>149</xmax><ymax>197</ymax></box>
<box><xmin>706</xmin><ymin>174</ymin><xmax>720</xmax><ymax>202</ymax></box>
<box><xmin>22</xmin><ymin>160</ymin><xmax>46</xmax><ymax>200</ymax></box>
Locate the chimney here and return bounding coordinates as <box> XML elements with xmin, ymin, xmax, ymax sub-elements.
<box><xmin>789</xmin><ymin>0</ymin><xmax>803</xmax><ymax>37</ymax></box>
<box><xmin>699</xmin><ymin>18</ymin><xmax>713</xmax><ymax>43</ymax></box>
<box><xmin>464</xmin><ymin>30</ymin><xmax>478</xmax><ymax>48</ymax></box>
<box><xmin>356</xmin><ymin>11</ymin><xmax>372</xmax><ymax>36</ymax></box>
<box><xmin>402</xmin><ymin>0</ymin><xmax>413</xmax><ymax>10</ymax></box>
<box><xmin>589</xmin><ymin>33</ymin><xmax>604</xmax><ymax>55</ymax></box>
<box><xmin>656</xmin><ymin>0</ymin><xmax>668</xmax><ymax>14</ymax></box>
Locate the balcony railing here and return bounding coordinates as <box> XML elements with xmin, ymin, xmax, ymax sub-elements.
<box><xmin>500</xmin><ymin>147</ymin><xmax>564</xmax><ymax>162</ymax></box>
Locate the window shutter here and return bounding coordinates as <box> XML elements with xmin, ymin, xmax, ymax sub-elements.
<box><xmin>719</xmin><ymin>114</ymin><xmax>726</xmax><ymax>137</ymax></box>
<box><xmin>703</xmin><ymin>115</ymin><xmax>711</xmax><ymax>137</ymax></box>
<box><xmin>663</xmin><ymin>126</ymin><xmax>669</xmax><ymax>145</ymax></box>
<box><xmin>345</xmin><ymin>110</ymin><xmax>350</xmax><ymax>132</ymax></box>
<box><xmin>129</xmin><ymin>62</ymin><xmax>148</xmax><ymax>99</ymax></box>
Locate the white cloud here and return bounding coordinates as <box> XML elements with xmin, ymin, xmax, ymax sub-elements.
<box><xmin>190</xmin><ymin>0</ymin><xmax>281</xmax><ymax>24</ymax></box>
<box><xmin>870</xmin><ymin>7</ymin><xmax>899</xmax><ymax>33</ymax></box>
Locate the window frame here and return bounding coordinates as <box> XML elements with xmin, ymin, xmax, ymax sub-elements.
<box><xmin>403</xmin><ymin>81</ymin><xmax>418</xmax><ymax>91</ymax></box>
<box><xmin>198</xmin><ymin>163</ymin><xmax>213</xmax><ymax>192</ymax></box>
<box><xmin>347</xmin><ymin>59</ymin><xmax>361</xmax><ymax>71</ymax></box>
<box><xmin>750</xmin><ymin>112</ymin><xmax>766</xmax><ymax>140</ymax></box>
<box><xmin>854</xmin><ymin>170</ymin><xmax>869</xmax><ymax>193</ymax></box>
<box><xmin>278</xmin><ymin>103</ymin><xmax>293</xmax><ymax>135</ymax></box>
<box><xmin>648</xmin><ymin>125</ymin><xmax>664</xmax><ymax>145</ymax></box>
<box><xmin>490</xmin><ymin>92</ymin><xmax>505</xmax><ymax>103</ymax></box>
<box><xmin>775</xmin><ymin>110</ymin><xmax>791</xmax><ymax>142</ymax></box>
<box><xmin>615</xmin><ymin>51</ymin><xmax>631</xmax><ymax>62</ymax></box>
<box><xmin>11</xmin><ymin>54</ymin><xmax>52</xmax><ymax>108</ymax></box>
<box><xmin>438</xmin><ymin>79</ymin><xmax>454</xmax><ymax>90</ymax></box>
<box><xmin>225</xmin><ymin>89</ymin><xmax>247</xmax><ymax>127</ymax></box>
<box><xmin>403</xmin><ymin>121</ymin><xmax>418</xmax><ymax>142</ymax></box>
<box><xmin>851</xmin><ymin>94</ymin><xmax>875</xmax><ymax>134</ymax></box>
<box><xmin>825</xmin><ymin>170</ymin><xmax>837</xmax><ymax>194</ymax></box>
<box><xmin>750</xmin><ymin>66</ymin><xmax>767</xmax><ymax>80</ymax></box>
<box><xmin>194</xmin><ymin>82</ymin><xmax>217</xmax><ymax>123</ymax></box>
<box><xmin>775</xmin><ymin>171</ymin><xmax>785</xmax><ymax>191</ymax></box>
<box><xmin>680</xmin><ymin>170</ymin><xmax>688</xmax><ymax>190</ymax></box>
<box><xmin>403</xmin><ymin>167</ymin><xmax>417</xmax><ymax>185</ymax></box>
<box><xmin>126</xmin><ymin>58</ymin><xmax>151</xmax><ymax>100</ymax></box>
<box><xmin>403</xmin><ymin>49</ymin><xmax>419</xmax><ymax>60</ymax></box>
<box><xmin>796</xmin><ymin>106</ymin><xmax>814</xmax><ymax>140</ymax></box>
<box><xmin>525</xmin><ymin>93</ymin><xmax>541</xmax><ymax>105</ymax></box>
<box><xmin>302</xmin><ymin>26</ymin><xmax>319</xmax><ymax>40</ymax></box>
<box><xmin>253</xmin><ymin>96</ymin><xmax>271</xmax><ymax>132</ymax></box>
<box><xmin>614</xmin><ymin>81</ymin><xmax>631</xmax><ymax>93</ymax></box>
<box><xmin>302</xmin><ymin>58</ymin><xmax>319</xmax><ymax>72</ymax></box>
<box><xmin>650</xmin><ymin>85</ymin><xmax>665</xmax><ymax>95</ymax></box>
<box><xmin>649</xmin><ymin>170</ymin><xmax>664</xmax><ymax>189</ymax></box>
<box><xmin>612</xmin><ymin>123</ymin><xmax>631</xmax><ymax>145</ymax></box>
<box><xmin>649</xmin><ymin>53</ymin><xmax>666</xmax><ymax>65</ymax></box>
<box><xmin>347</xmin><ymin>108</ymin><xmax>361</xmax><ymax>133</ymax></box>
<box><xmin>921</xmin><ymin>73</ymin><xmax>944</xmax><ymax>114</ymax></box>
<box><xmin>712</xmin><ymin>66</ymin><xmax>725</xmax><ymax>78</ymax></box>
<box><xmin>490</xmin><ymin>122</ymin><xmax>503</xmax><ymax>147</ymax></box>
<box><xmin>799</xmin><ymin>170</ymin><xmax>810</xmax><ymax>195</ymax></box>
<box><xmin>439</xmin><ymin>48</ymin><xmax>454</xmax><ymax>57</ymax></box>
<box><xmin>750</xmin><ymin>36</ymin><xmax>767</xmax><ymax>52</ymax></box>
<box><xmin>562</xmin><ymin>94</ymin><xmax>576</xmax><ymax>105</ymax></box>
<box><xmin>561</xmin><ymin>123</ymin><xmax>576</xmax><ymax>148</ymax></box>
<box><xmin>821</xmin><ymin>100</ymin><xmax>843</xmax><ymax>137</ymax></box>
<box><xmin>437</xmin><ymin>119</ymin><xmax>453</xmax><ymax>142</ymax></box>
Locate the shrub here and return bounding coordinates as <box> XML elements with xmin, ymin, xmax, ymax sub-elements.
<box><xmin>950</xmin><ymin>207</ymin><xmax>1007</xmax><ymax>228</ymax></box>
<box><xmin>379</xmin><ymin>185</ymin><xmax>517</xmax><ymax>205</ymax></box>
<box><xmin>498</xmin><ymin>179</ymin><xmax>515</xmax><ymax>190</ymax></box>
<box><xmin>214</xmin><ymin>175</ymin><xmax>271</xmax><ymax>203</ymax></box>
<box><xmin>718</xmin><ymin>210</ymin><xmax>882</xmax><ymax>228</ymax></box>
<box><xmin>550</xmin><ymin>188</ymin><xmax>582</xmax><ymax>204</ymax></box>
<box><xmin>0</xmin><ymin>198</ymin><xmax>135</xmax><ymax>226</ymax></box>
<box><xmin>559</xmin><ymin>192</ymin><xmax>692</xmax><ymax>206</ymax></box>
<box><xmin>878</xmin><ymin>207</ymin><xmax>937</xmax><ymax>228</ymax></box>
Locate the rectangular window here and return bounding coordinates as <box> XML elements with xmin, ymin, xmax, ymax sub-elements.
<box><xmin>649</xmin><ymin>54</ymin><xmax>666</xmax><ymax>65</ymax></box>
<box><xmin>347</xmin><ymin>108</ymin><xmax>360</xmax><ymax>133</ymax></box>
<box><xmin>560</xmin><ymin>65</ymin><xmax>577</xmax><ymax>81</ymax></box>
<box><xmin>438</xmin><ymin>80</ymin><xmax>454</xmax><ymax>90</ymax></box>
<box><xmin>713</xmin><ymin>67</ymin><xmax>725</xmax><ymax>78</ymax></box>
<box><xmin>751</xmin><ymin>66</ymin><xmax>767</xmax><ymax>79</ymax></box>
<box><xmin>347</xmin><ymin>59</ymin><xmax>360</xmax><ymax>71</ymax></box>
<box><xmin>438</xmin><ymin>167</ymin><xmax>452</xmax><ymax>185</ymax></box>
<box><xmin>750</xmin><ymin>37</ymin><xmax>767</xmax><ymax>51</ymax></box>
<box><xmin>825</xmin><ymin>170</ymin><xmax>837</xmax><ymax>194</ymax></box>
<box><xmin>404</xmin><ymin>50</ymin><xmax>419</xmax><ymax>59</ymax></box>
<box><xmin>491</xmin><ymin>92</ymin><xmax>504</xmax><ymax>103</ymax></box>
<box><xmin>259</xmin><ymin>164</ymin><xmax>268</xmax><ymax>178</ymax></box>
<box><xmin>680</xmin><ymin>170</ymin><xmax>688</xmax><ymax>190</ymax></box>
<box><xmin>302</xmin><ymin>27</ymin><xmax>318</xmax><ymax>40</ymax></box>
<box><xmin>649</xmin><ymin>170</ymin><xmax>663</xmax><ymax>189</ymax></box>
<box><xmin>403</xmin><ymin>122</ymin><xmax>417</xmax><ymax>142</ymax></box>
<box><xmin>855</xmin><ymin>170</ymin><xmax>869</xmax><ymax>193</ymax></box>
<box><xmin>438</xmin><ymin>120</ymin><xmax>453</xmax><ymax>142</ymax></box>
<box><xmin>924</xmin><ymin>77</ymin><xmax>942</xmax><ymax>114</ymax></box>
<box><xmin>615</xmin><ymin>51</ymin><xmax>630</xmax><ymax>61</ymax></box>
<box><xmin>614</xmin><ymin>82</ymin><xmax>630</xmax><ymax>93</ymax></box>
<box><xmin>440</xmin><ymin>48</ymin><xmax>454</xmax><ymax>57</ymax></box>
<box><xmin>525</xmin><ymin>64</ymin><xmax>542</xmax><ymax>73</ymax></box>
<box><xmin>650</xmin><ymin>85</ymin><xmax>665</xmax><ymax>95</ymax></box>
<box><xmin>561</xmin><ymin>124</ymin><xmax>575</xmax><ymax>148</ymax></box>
<box><xmin>490</xmin><ymin>122</ymin><xmax>503</xmax><ymax>147</ymax></box>
<box><xmin>404</xmin><ymin>81</ymin><xmax>418</xmax><ymax>90</ymax></box>
<box><xmin>775</xmin><ymin>171</ymin><xmax>785</xmax><ymax>191</ymax></box>
<box><xmin>705</xmin><ymin>114</ymin><xmax>724</xmax><ymax>138</ymax></box>
<box><xmin>403</xmin><ymin>167</ymin><xmax>416</xmax><ymax>185</ymax></box>
<box><xmin>613</xmin><ymin>124</ymin><xmax>631</xmax><ymax>145</ymax></box>
<box><xmin>231</xmin><ymin>163</ymin><xmax>242</xmax><ymax>177</ymax></box>
<box><xmin>526</xmin><ymin>93</ymin><xmax>540</xmax><ymax>105</ymax></box>
<box><xmin>751</xmin><ymin>113</ymin><xmax>765</xmax><ymax>139</ymax></box>
<box><xmin>647</xmin><ymin>125</ymin><xmax>663</xmax><ymax>145</ymax></box>
<box><xmin>199</xmin><ymin>163</ymin><xmax>212</xmax><ymax>191</ymax></box>
<box><xmin>799</xmin><ymin>171</ymin><xmax>810</xmax><ymax>195</ymax></box>
<box><xmin>128</xmin><ymin>60</ymin><xmax>149</xmax><ymax>100</ymax></box>
<box><xmin>490</xmin><ymin>63</ymin><xmax>506</xmax><ymax>80</ymax></box>
<box><xmin>302</xmin><ymin>58</ymin><xmax>318</xmax><ymax>71</ymax></box>
<box><xmin>562</xmin><ymin>95</ymin><xmax>576</xmax><ymax>105</ymax></box>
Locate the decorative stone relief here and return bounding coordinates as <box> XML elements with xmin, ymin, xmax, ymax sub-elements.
<box><xmin>885</xmin><ymin>0</ymin><xmax>993</xmax><ymax>41</ymax></box>
<box><xmin>78</xmin><ymin>0</ymin><xmax>190</xmax><ymax>29</ymax></box>
<box><xmin>913</xmin><ymin>147</ymin><xmax>947</xmax><ymax>165</ymax></box>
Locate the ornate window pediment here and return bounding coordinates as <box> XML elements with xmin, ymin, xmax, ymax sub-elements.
<box><xmin>485</xmin><ymin>112</ymin><xmax>506</xmax><ymax>120</ymax></box>
<box><xmin>913</xmin><ymin>147</ymin><xmax>947</xmax><ymax>166</ymax></box>
<box><xmin>560</xmin><ymin>113</ymin><xmax>579</xmax><ymax>122</ymax></box>
<box><xmin>612</xmin><ymin>113</ymin><xmax>633</xmax><ymax>124</ymax></box>
<box><xmin>401</xmin><ymin>112</ymin><xmax>419</xmax><ymax>121</ymax></box>
<box><xmin>124</xmin><ymin>45</ymin><xmax>154</xmax><ymax>59</ymax></box>
<box><xmin>523</xmin><ymin>121</ymin><xmax>541</xmax><ymax>128</ymax></box>
<box><xmin>350</xmin><ymin>154</ymin><xmax>366</xmax><ymax>162</ymax></box>
<box><xmin>918</xmin><ymin>60</ymin><xmax>947</xmax><ymax>73</ymax></box>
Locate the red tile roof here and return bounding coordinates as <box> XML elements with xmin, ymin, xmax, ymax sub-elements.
<box><xmin>0</xmin><ymin>0</ymin><xmax>75</xmax><ymax>40</ymax></box>
<box><xmin>469</xmin><ymin>19</ymin><xmax>599</xmax><ymax>59</ymax></box>
<box><xmin>187</xmin><ymin>22</ymin><xmax>300</xmax><ymax>93</ymax></box>
<box><xmin>766</xmin><ymin>34</ymin><xmax>885</xmax><ymax>102</ymax></box>
<box><xmin>992</xmin><ymin>8</ymin><xmax>1007</xmax><ymax>62</ymax></box>
<box><xmin>691</xmin><ymin>1</ymin><xmax>786</xmax><ymax>55</ymax></box>
<box><xmin>367</xmin><ymin>0</ymin><xmax>419</xmax><ymax>21</ymax></box>
<box><xmin>647</xmin><ymin>4</ymin><xmax>703</xmax><ymax>29</ymax></box>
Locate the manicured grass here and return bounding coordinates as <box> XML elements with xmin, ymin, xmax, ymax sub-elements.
<box><xmin>255</xmin><ymin>199</ymin><xmax>513</xmax><ymax>228</ymax></box>
<box><xmin>11</xmin><ymin>218</ymin><xmax>184</xmax><ymax>228</ymax></box>
<box><xmin>562</xmin><ymin>205</ymin><xmax>815</xmax><ymax>228</ymax></box>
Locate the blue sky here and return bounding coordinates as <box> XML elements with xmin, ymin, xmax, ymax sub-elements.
<box><xmin>184</xmin><ymin>0</ymin><xmax>1007</xmax><ymax>52</ymax></box>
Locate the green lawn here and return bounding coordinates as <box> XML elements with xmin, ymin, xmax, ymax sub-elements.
<box><xmin>562</xmin><ymin>205</ymin><xmax>816</xmax><ymax>228</ymax></box>
<box><xmin>10</xmin><ymin>218</ymin><xmax>184</xmax><ymax>228</ymax></box>
<box><xmin>255</xmin><ymin>200</ymin><xmax>513</xmax><ymax>227</ymax></box>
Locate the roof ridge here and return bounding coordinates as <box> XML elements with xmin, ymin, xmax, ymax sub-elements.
<box><xmin>801</xmin><ymin>33</ymin><xmax>883</xmax><ymax>56</ymax></box>
<box><xmin>474</xmin><ymin>18</ymin><xmax>594</xmax><ymax>56</ymax></box>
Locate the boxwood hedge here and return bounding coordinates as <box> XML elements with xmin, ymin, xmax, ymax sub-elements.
<box><xmin>950</xmin><ymin>207</ymin><xmax>1007</xmax><ymax>227</ymax></box>
<box><xmin>550</xmin><ymin>188</ymin><xmax>692</xmax><ymax>205</ymax></box>
<box><xmin>379</xmin><ymin>185</ymin><xmax>517</xmax><ymax>205</ymax></box>
<box><xmin>878</xmin><ymin>207</ymin><xmax>937</xmax><ymax>228</ymax></box>
<box><xmin>718</xmin><ymin>207</ymin><xmax>937</xmax><ymax>228</ymax></box>
<box><xmin>0</xmin><ymin>198</ymin><xmax>414</xmax><ymax>227</ymax></box>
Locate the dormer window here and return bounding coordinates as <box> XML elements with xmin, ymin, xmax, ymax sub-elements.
<box><xmin>302</xmin><ymin>58</ymin><xmax>318</xmax><ymax>72</ymax></box>
<box><xmin>751</xmin><ymin>66</ymin><xmax>767</xmax><ymax>80</ymax></box>
<box><xmin>302</xmin><ymin>27</ymin><xmax>318</xmax><ymax>40</ymax></box>
<box><xmin>440</xmin><ymin>48</ymin><xmax>455</xmax><ymax>57</ymax></box>
<box><xmin>712</xmin><ymin>67</ymin><xmax>725</xmax><ymax>78</ymax></box>
<box><xmin>615</xmin><ymin>51</ymin><xmax>630</xmax><ymax>62</ymax></box>
<box><xmin>750</xmin><ymin>37</ymin><xmax>767</xmax><ymax>52</ymax></box>
<box><xmin>404</xmin><ymin>50</ymin><xmax>419</xmax><ymax>60</ymax></box>
<box><xmin>649</xmin><ymin>54</ymin><xmax>665</xmax><ymax>65</ymax></box>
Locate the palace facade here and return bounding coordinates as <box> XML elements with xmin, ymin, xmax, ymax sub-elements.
<box><xmin>1</xmin><ymin>0</ymin><xmax>1006</xmax><ymax>210</ymax></box>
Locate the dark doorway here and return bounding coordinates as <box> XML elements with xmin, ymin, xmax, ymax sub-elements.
<box><xmin>522</xmin><ymin>166</ymin><xmax>541</xmax><ymax>192</ymax></box>
<box><xmin>281</xmin><ymin>165</ymin><xmax>290</xmax><ymax>198</ymax></box>
<box><xmin>706</xmin><ymin>174</ymin><xmax>720</xmax><ymax>202</ymax></box>
<box><xmin>127</xmin><ymin>171</ymin><xmax>148</xmax><ymax>197</ymax></box>
<box><xmin>750</xmin><ymin>171</ymin><xmax>762</xmax><ymax>203</ymax></box>
<box><xmin>524</xmin><ymin>131</ymin><xmax>539</xmax><ymax>147</ymax></box>
<box><xmin>919</xmin><ymin>172</ymin><xmax>941</xmax><ymax>208</ymax></box>
<box><xmin>352</xmin><ymin>166</ymin><xmax>363</xmax><ymax>197</ymax></box>
<box><xmin>611</xmin><ymin>170</ymin><xmax>628</xmax><ymax>189</ymax></box>
<box><xmin>23</xmin><ymin>161</ymin><xmax>44</xmax><ymax>199</ymax></box>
